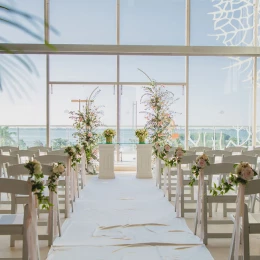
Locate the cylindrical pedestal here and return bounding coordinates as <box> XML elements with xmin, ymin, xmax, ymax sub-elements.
<box><xmin>98</xmin><ymin>144</ymin><xmax>115</xmax><ymax>179</ymax></box>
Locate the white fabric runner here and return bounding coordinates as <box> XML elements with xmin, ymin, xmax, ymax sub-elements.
<box><xmin>47</xmin><ymin>174</ymin><xmax>212</xmax><ymax>260</ymax></box>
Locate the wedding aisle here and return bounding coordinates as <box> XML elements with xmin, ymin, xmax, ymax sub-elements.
<box><xmin>47</xmin><ymin>174</ymin><xmax>213</xmax><ymax>260</ymax></box>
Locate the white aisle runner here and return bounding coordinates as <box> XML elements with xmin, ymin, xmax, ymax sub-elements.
<box><xmin>47</xmin><ymin>174</ymin><xmax>213</xmax><ymax>260</ymax></box>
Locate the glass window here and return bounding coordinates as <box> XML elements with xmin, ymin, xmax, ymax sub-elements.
<box><xmin>120</xmin><ymin>56</ymin><xmax>185</xmax><ymax>83</ymax></box>
<box><xmin>0</xmin><ymin>54</ymin><xmax>46</xmax><ymax>147</ymax></box>
<box><xmin>189</xmin><ymin>56</ymin><xmax>253</xmax><ymax>149</ymax></box>
<box><xmin>120</xmin><ymin>0</ymin><xmax>185</xmax><ymax>45</ymax></box>
<box><xmin>0</xmin><ymin>0</ymin><xmax>44</xmax><ymax>43</ymax></box>
<box><xmin>191</xmin><ymin>0</ymin><xmax>254</xmax><ymax>46</ymax></box>
<box><xmin>50</xmin><ymin>85</ymin><xmax>116</xmax><ymax>146</ymax></box>
<box><xmin>119</xmin><ymin>85</ymin><xmax>185</xmax><ymax>161</ymax></box>
<box><xmin>50</xmin><ymin>0</ymin><xmax>116</xmax><ymax>44</ymax></box>
<box><xmin>50</xmin><ymin>55</ymin><xmax>117</xmax><ymax>82</ymax></box>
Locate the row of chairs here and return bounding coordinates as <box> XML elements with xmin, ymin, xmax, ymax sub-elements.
<box><xmin>156</xmin><ymin>147</ymin><xmax>260</xmax><ymax>259</ymax></box>
<box><xmin>0</xmin><ymin>147</ymin><xmax>87</xmax><ymax>259</ymax></box>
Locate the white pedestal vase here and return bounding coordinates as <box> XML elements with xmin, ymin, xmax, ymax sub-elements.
<box><xmin>136</xmin><ymin>144</ymin><xmax>153</xmax><ymax>179</ymax></box>
<box><xmin>98</xmin><ymin>144</ymin><xmax>115</xmax><ymax>179</ymax></box>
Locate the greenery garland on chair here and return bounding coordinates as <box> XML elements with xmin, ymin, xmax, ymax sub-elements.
<box><xmin>210</xmin><ymin>162</ymin><xmax>257</xmax><ymax>196</ymax></box>
<box><xmin>64</xmin><ymin>144</ymin><xmax>82</xmax><ymax>170</ymax></box>
<box><xmin>189</xmin><ymin>154</ymin><xmax>210</xmax><ymax>186</ymax></box>
<box><xmin>25</xmin><ymin>160</ymin><xmax>50</xmax><ymax>209</ymax></box>
<box><xmin>161</xmin><ymin>146</ymin><xmax>186</xmax><ymax>167</ymax></box>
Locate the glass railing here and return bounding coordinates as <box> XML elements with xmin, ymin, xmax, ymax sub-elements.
<box><xmin>0</xmin><ymin>125</ymin><xmax>256</xmax><ymax>161</ymax></box>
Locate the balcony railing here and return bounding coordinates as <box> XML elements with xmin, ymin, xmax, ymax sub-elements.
<box><xmin>0</xmin><ymin>125</ymin><xmax>257</xmax><ymax>158</ymax></box>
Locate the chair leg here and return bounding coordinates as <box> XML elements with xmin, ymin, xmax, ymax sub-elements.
<box><xmin>228</xmin><ymin>225</ymin><xmax>236</xmax><ymax>260</ymax></box>
<box><xmin>168</xmin><ymin>169</ymin><xmax>171</xmax><ymax>201</ymax></box>
<box><xmin>249</xmin><ymin>194</ymin><xmax>256</xmax><ymax>213</ymax></box>
<box><xmin>194</xmin><ymin>206</ymin><xmax>198</xmax><ymax>235</ymax></box>
<box><xmin>22</xmin><ymin>227</ymin><xmax>28</xmax><ymax>260</ymax></box>
<box><xmin>203</xmin><ymin>194</ymin><xmax>208</xmax><ymax>245</ymax></box>
<box><xmin>208</xmin><ymin>202</ymin><xmax>212</xmax><ymax>218</ymax></box>
<box><xmin>223</xmin><ymin>202</ymin><xmax>227</xmax><ymax>217</ymax></box>
<box><xmin>243</xmin><ymin>205</ymin><xmax>250</xmax><ymax>260</ymax></box>
<box><xmin>181</xmin><ymin>181</ymin><xmax>184</xmax><ymax>218</ymax></box>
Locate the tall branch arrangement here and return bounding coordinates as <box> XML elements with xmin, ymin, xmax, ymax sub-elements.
<box><xmin>139</xmin><ymin>69</ymin><xmax>178</xmax><ymax>156</ymax></box>
<box><xmin>69</xmin><ymin>87</ymin><xmax>103</xmax><ymax>174</ymax></box>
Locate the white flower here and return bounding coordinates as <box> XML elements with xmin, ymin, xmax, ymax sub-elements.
<box><xmin>53</xmin><ymin>166</ymin><xmax>59</xmax><ymax>173</ymax></box>
<box><xmin>241</xmin><ymin>166</ymin><xmax>254</xmax><ymax>181</ymax></box>
<box><xmin>34</xmin><ymin>163</ymin><xmax>42</xmax><ymax>174</ymax></box>
<box><xmin>57</xmin><ymin>164</ymin><xmax>65</xmax><ymax>173</ymax></box>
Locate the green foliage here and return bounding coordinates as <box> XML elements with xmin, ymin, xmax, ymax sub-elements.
<box><xmin>52</xmin><ymin>138</ymin><xmax>70</xmax><ymax>150</ymax></box>
<box><xmin>0</xmin><ymin>126</ymin><xmax>16</xmax><ymax>146</ymax></box>
<box><xmin>0</xmin><ymin>4</ymin><xmax>57</xmax><ymax>95</ymax></box>
<box><xmin>18</xmin><ymin>139</ymin><xmax>27</xmax><ymax>149</ymax></box>
<box><xmin>64</xmin><ymin>145</ymin><xmax>82</xmax><ymax>169</ymax></box>
<box><xmin>33</xmin><ymin>140</ymin><xmax>43</xmax><ymax>146</ymax></box>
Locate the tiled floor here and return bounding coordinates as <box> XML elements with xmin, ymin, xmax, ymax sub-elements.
<box><xmin>1</xmin><ymin>174</ymin><xmax>260</xmax><ymax>259</ymax></box>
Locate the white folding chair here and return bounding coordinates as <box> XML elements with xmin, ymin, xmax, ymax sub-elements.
<box><xmin>6</xmin><ymin>164</ymin><xmax>62</xmax><ymax>246</ymax></box>
<box><xmin>207</xmin><ymin>150</ymin><xmax>232</xmax><ymax>163</ymax></box>
<box><xmin>48</xmin><ymin>149</ymin><xmax>66</xmax><ymax>156</ymax></box>
<box><xmin>35</xmin><ymin>155</ymin><xmax>73</xmax><ymax>218</ymax></box>
<box><xmin>224</xmin><ymin>146</ymin><xmax>247</xmax><ymax>155</ymax></box>
<box><xmin>180</xmin><ymin>155</ymin><xmax>215</xmax><ymax>217</ymax></box>
<box><xmin>229</xmin><ymin>179</ymin><xmax>260</xmax><ymax>260</ymax></box>
<box><xmin>194</xmin><ymin>163</ymin><xmax>236</xmax><ymax>244</ymax></box>
<box><xmin>0</xmin><ymin>155</ymin><xmax>20</xmax><ymax>212</ymax></box>
<box><xmin>28</xmin><ymin>146</ymin><xmax>52</xmax><ymax>156</ymax></box>
<box><xmin>222</xmin><ymin>155</ymin><xmax>258</xmax><ymax>214</ymax></box>
<box><xmin>0</xmin><ymin>146</ymin><xmax>19</xmax><ymax>155</ymax></box>
<box><xmin>10</xmin><ymin>150</ymin><xmax>38</xmax><ymax>163</ymax></box>
<box><xmin>0</xmin><ymin>178</ymin><xmax>40</xmax><ymax>260</ymax></box>
<box><xmin>189</xmin><ymin>146</ymin><xmax>212</xmax><ymax>154</ymax></box>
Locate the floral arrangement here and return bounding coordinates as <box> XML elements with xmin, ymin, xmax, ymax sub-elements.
<box><xmin>163</xmin><ymin>146</ymin><xmax>186</xmax><ymax>167</ymax></box>
<box><xmin>25</xmin><ymin>160</ymin><xmax>50</xmax><ymax>209</ymax></box>
<box><xmin>174</xmin><ymin>146</ymin><xmax>186</xmax><ymax>163</ymax></box>
<box><xmin>138</xmin><ymin>69</ymin><xmax>179</xmax><ymax>157</ymax></box>
<box><xmin>158</xmin><ymin>144</ymin><xmax>171</xmax><ymax>160</ymax></box>
<box><xmin>210</xmin><ymin>162</ymin><xmax>257</xmax><ymax>196</ymax></box>
<box><xmin>189</xmin><ymin>154</ymin><xmax>210</xmax><ymax>186</ymax></box>
<box><xmin>47</xmin><ymin>162</ymin><xmax>66</xmax><ymax>193</ymax></box>
<box><xmin>64</xmin><ymin>144</ymin><xmax>82</xmax><ymax>169</ymax></box>
<box><xmin>103</xmin><ymin>129</ymin><xmax>116</xmax><ymax>138</ymax></box>
<box><xmin>135</xmin><ymin>129</ymin><xmax>148</xmax><ymax>139</ymax></box>
<box><xmin>69</xmin><ymin>87</ymin><xmax>103</xmax><ymax>175</ymax></box>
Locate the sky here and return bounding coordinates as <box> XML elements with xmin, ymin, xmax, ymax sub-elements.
<box><xmin>0</xmin><ymin>0</ymin><xmax>257</xmax><ymax>130</ymax></box>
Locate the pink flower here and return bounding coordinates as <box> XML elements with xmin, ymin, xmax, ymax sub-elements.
<box><xmin>158</xmin><ymin>121</ymin><xmax>163</xmax><ymax>126</ymax></box>
<box><xmin>164</xmin><ymin>144</ymin><xmax>171</xmax><ymax>152</ymax></box>
<box><xmin>241</xmin><ymin>166</ymin><xmax>254</xmax><ymax>181</ymax></box>
<box><xmin>197</xmin><ymin>159</ymin><xmax>206</xmax><ymax>168</ymax></box>
<box><xmin>88</xmin><ymin>132</ymin><xmax>93</xmax><ymax>137</ymax></box>
<box><xmin>176</xmin><ymin>150</ymin><xmax>184</xmax><ymax>158</ymax></box>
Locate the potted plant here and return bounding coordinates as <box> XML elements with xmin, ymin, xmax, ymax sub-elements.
<box><xmin>103</xmin><ymin>129</ymin><xmax>116</xmax><ymax>144</ymax></box>
<box><xmin>135</xmin><ymin>129</ymin><xmax>148</xmax><ymax>144</ymax></box>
